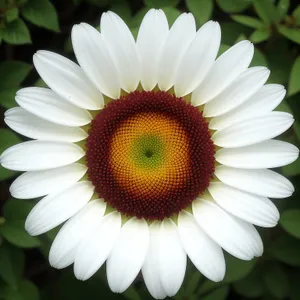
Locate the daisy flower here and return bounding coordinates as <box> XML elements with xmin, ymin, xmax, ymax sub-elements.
<box><xmin>1</xmin><ymin>8</ymin><xmax>299</xmax><ymax>299</ymax></box>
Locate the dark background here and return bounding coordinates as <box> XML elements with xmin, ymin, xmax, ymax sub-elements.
<box><xmin>1</xmin><ymin>0</ymin><xmax>300</xmax><ymax>299</ymax></box>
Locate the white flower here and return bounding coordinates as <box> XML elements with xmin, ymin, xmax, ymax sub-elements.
<box><xmin>0</xmin><ymin>9</ymin><xmax>298</xmax><ymax>300</ymax></box>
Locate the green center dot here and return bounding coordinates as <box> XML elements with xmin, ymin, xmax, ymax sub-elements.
<box><xmin>131</xmin><ymin>135</ymin><xmax>165</xmax><ymax>169</ymax></box>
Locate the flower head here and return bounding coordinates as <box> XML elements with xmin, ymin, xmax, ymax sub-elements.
<box><xmin>1</xmin><ymin>8</ymin><xmax>299</xmax><ymax>299</ymax></box>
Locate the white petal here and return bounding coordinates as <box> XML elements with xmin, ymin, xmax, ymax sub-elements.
<box><xmin>204</xmin><ymin>67</ymin><xmax>270</xmax><ymax>117</ymax></box>
<box><xmin>158</xmin><ymin>218</ymin><xmax>187</xmax><ymax>297</ymax></box>
<box><xmin>101</xmin><ymin>11</ymin><xmax>140</xmax><ymax>92</ymax></box>
<box><xmin>33</xmin><ymin>51</ymin><xmax>103</xmax><ymax>110</ymax></box>
<box><xmin>0</xmin><ymin>141</ymin><xmax>85</xmax><ymax>171</ymax></box>
<box><xmin>25</xmin><ymin>181</ymin><xmax>94</xmax><ymax>236</ymax></box>
<box><xmin>49</xmin><ymin>199</ymin><xmax>106</xmax><ymax>269</ymax></box>
<box><xmin>158</xmin><ymin>13</ymin><xmax>196</xmax><ymax>91</ymax></box>
<box><xmin>137</xmin><ymin>9</ymin><xmax>169</xmax><ymax>91</ymax></box>
<box><xmin>174</xmin><ymin>21</ymin><xmax>221</xmax><ymax>97</ymax></box>
<box><xmin>72</xmin><ymin>23</ymin><xmax>120</xmax><ymax>99</ymax></box>
<box><xmin>212</xmin><ymin>112</ymin><xmax>294</xmax><ymax>148</ymax></box>
<box><xmin>192</xmin><ymin>40</ymin><xmax>254</xmax><ymax>106</ymax></box>
<box><xmin>193</xmin><ymin>198</ymin><xmax>263</xmax><ymax>260</ymax></box>
<box><xmin>74</xmin><ymin>211</ymin><xmax>121</xmax><ymax>280</ymax></box>
<box><xmin>107</xmin><ymin>218</ymin><xmax>149</xmax><ymax>293</ymax></box>
<box><xmin>215</xmin><ymin>140</ymin><xmax>299</xmax><ymax>169</ymax></box>
<box><xmin>15</xmin><ymin>87</ymin><xmax>92</xmax><ymax>127</ymax></box>
<box><xmin>210</xmin><ymin>84</ymin><xmax>286</xmax><ymax>130</ymax></box>
<box><xmin>178</xmin><ymin>211</ymin><xmax>225</xmax><ymax>282</ymax></box>
<box><xmin>5</xmin><ymin>107</ymin><xmax>87</xmax><ymax>142</ymax></box>
<box><xmin>208</xmin><ymin>182</ymin><xmax>279</xmax><ymax>228</ymax></box>
<box><xmin>142</xmin><ymin>222</ymin><xmax>167</xmax><ymax>300</ymax></box>
<box><xmin>10</xmin><ymin>163</ymin><xmax>87</xmax><ymax>199</ymax></box>
<box><xmin>215</xmin><ymin>165</ymin><xmax>294</xmax><ymax>198</ymax></box>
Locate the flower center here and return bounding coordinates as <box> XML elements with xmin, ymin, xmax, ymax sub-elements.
<box><xmin>86</xmin><ymin>91</ymin><xmax>215</xmax><ymax>220</ymax></box>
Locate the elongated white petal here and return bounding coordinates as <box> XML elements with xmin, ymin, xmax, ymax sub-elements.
<box><xmin>204</xmin><ymin>67</ymin><xmax>270</xmax><ymax>117</ymax></box>
<box><xmin>158</xmin><ymin>13</ymin><xmax>196</xmax><ymax>91</ymax></box>
<box><xmin>159</xmin><ymin>218</ymin><xmax>186</xmax><ymax>297</ymax></box>
<box><xmin>137</xmin><ymin>9</ymin><xmax>169</xmax><ymax>91</ymax></box>
<box><xmin>174</xmin><ymin>21</ymin><xmax>221</xmax><ymax>97</ymax></box>
<box><xmin>25</xmin><ymin>181</ymin><xmax>94</xmax><ymax>236</ymax></box>
<box><xmin>107</xmin><ymin>218</ymin><xmax>149</xmax><ymax>293</ymax></box>
<box><xmin>208</xmin><ymin>182</ymin><xmax>279</xmax><ymax>228</ymax></box>
<box><xmin>0</xmin><ymin>141</ymin><xmax>84</xmax><ymax>171</ymax></box>
<box><xmin>5</xmin><ymin>107</ymin><xmax>87</xmax><ymax>142</ymax></box>
<box><xmin>193</xmin><ymin>198</ymin><xmax>263</xmax><ymax>260</ymax></box>
<box><xmin>72</xmin><ymin>23</ymin><xmax>120</xmax><ymax>99</ymax></box>
<box><xmin>178</xmin><ymin>211</ymin><xmax>225</xmax><ymax>281</ymax></box>
<box><xmin>212</xmin><ymin>112</ymin><xmax>294</xmax><ymax>148</ymax></box>
<box><xmin>142</xmin><ymin>222</ymin><xmax>167</xmax><ymax>300</ymax></box>
<box><xmin>210</xmin><ymin>84</ymin><xmax>286</xmax><ymax>130</ymax></box>
<box><xmin>10</xmin><ymin>163</ymin><xmax>87</xmax><ymax>199</ymax></box>
<box><xmin>74</xmin><ymin>211</ymin><xmax>121</xmax><ymax>280</ymax></box>
<box><xmin>101</xmin><ymin>11</ymin><xmax>140</xmax><ymax>92</ymax></box>
<box><xmin>15</xmin><ymin>87</ymin><xmax>92</xmax><ymax>127</ymax></box>
<box><xmin>216</xmin><ymin>140</ymin><xmax>299</xmax><ymax>169</ymax></box>
<box><xmin>33</xmin><ymin>51</ymin><xmax>103</xmax><ymax>110</ymax></box>
<box><xmin>49</xmin><ymin>199</ymin><xmax>106</xmax><ymax>269</ymax></box>
<box><xmin>192</xmin><ymin>40</ymin><xmax>254</xmax><ymax>106</ymax></box>
<box><xmin>215</xmin><ymin>165</ymin><xmax>294</xmax><ymax>198</ymax></box>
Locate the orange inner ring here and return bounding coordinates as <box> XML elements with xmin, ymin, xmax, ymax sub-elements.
<box><xmin>109</xmin><ymin>112</ymin><xmax>190</xmax><ymax>198</ymax></box>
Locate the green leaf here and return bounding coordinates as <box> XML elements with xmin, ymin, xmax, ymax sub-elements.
<box><xmin>216</xmin><ymin>0</ymin><xmax>252</xmax><ymax>13</ymax></box>
<box><xmin>161</xmin><ymin>7</ymin><xmax>181</xmax><ymax>26</ymax></box>
<box><xmin>0</xmin><ymin>61</ymin><xmax>31</xmax><ymax>88</ymax></box>
<box><xmin>130</xmin><ymin>7</ymin><xmax>148</xmax><ymax>28</ymax></box>
<box><xmin>186</xmin><ymin>0</ymin><xmax>213</xmax><ymax>26</ymax></box>
<box><xmin>0</xmin><ymin>129</ymin><xmax>21</xmax><ymax>180</ymax></box>
<box><xmin>253</xmin><ymin>0</ymin><xmax>278</xmax><ymax>24</ymax></box>
<box><xmin>144</xmin><ymin>0</ymin><xmax>179</xmax><ymax>8</ymax></box>
<box><xmin>280</xmin><ymin>209</ymin><xmax>300</xmax><ymax>238</ymax></box>
<box><xmin>293</xmin><ymin>121</ymin><xmax>300</xmax><ymax>142</ymax></box>
<box><xmin>288</xmin><ymin>57</ymin><xmax>300</xmax><ymax>96</ymax></box>
<box><xmin>201</xmin><ymin>286</ymin><xmax>229</xmax><ymax>300</ymax></box>
<box><xmin>5</xmin><ymin>7</ymin><xmax>19</xmax><ymax>23</ymax></box>
<box><xmin>275</xmin><ymin>99</ymin><xmax>292</xmax><ymax>113</ymax></box>
<box><xmin>22</xmin><ymin>0</ymin><xmax>60</xmax><ymax>32</ymax></box>
<box><xmin>281</xmin><ymin>158</ymin><xmax>300</xmax><ymax>176</ymax></box>
<box><xmin>0</xmin><ymin>87</ymin><xmax>19</xmax><ymax>109</ymax></box>
<box><xmin>217</xmin><ymin>44</ymin><xmax>230</xmax><ymax>57</ymax></box>
<box><xmin>263</xmin><ymin>263</ymin><xmax>290</xmax><ymax>298</ymax></box>
<box><xmin>3</xmin><ymin>199</ymin><xmax>35</xmax><ymax>221</ymax></box>
<box><xmin>250</xmin><ymin>47</ymin><xmax>268</xmax><ymax>67</ymax></box>
<box><xmin>233</xmin><ymin>269</ymin><xmax>264</xmax><ymax>298</ymax></box>
<box><xmin>110</xmin><ymin>0</ymin><xmax>131</xmax><ymax>23</ymax></box>
<box><xmin>250</xmin><ymin>28</ymin><xmax>271</xmax><ymax>43</ymax></box>
<box><xmin>277</xmin><ymin>0</ymin><xmax>290</xmax><ymax>22</ymax></box>
<box><xmin>185</xmin><ymin>271</ymin><xmax>202</xmax><ymax>295</ymax></box>
<box><xmin>231</xmin><ymin>15</ymin><xmax>264</xmax><ymax>29</ymax></box>
<box><xmin>1</xmin><ymin>280</ymin><xmax>39</xmax><ymax>300</ymax></box>
<box><xmin>0</xmin><ymin>220</ymin><xmax>41</xmax><ymax>248</ymax></box>
<box><xmin>0</xmin><ymin>129</ymin><xmax>22</xmax><ymax>155</ymax></box>
<box><xmin>220</xmin><ymin>22</ymin><xmax>252</xmax><ymax>45</ymax></box>
<box><xmin>0</xmin><ymin>244</ymin><xmax>25</xmax><ymax>288</ymax></box>
<box><xmin>265</xmin><ymin>38</ymin><xmax>293</xmax><ymax>84</ymax></box>
<box><xmin>0</xmin><ymin>19</ymin><xmax>31</xmax><ymax>45</ymax></box>
<box><xmin>293</xmin><ymin>5</ymin><xmax>300</xmax><ymax>26</ymax></box>
<box><xmin>278</xmin><ymin>25</ymin><xmax>300</xmax><ymax>45</ymax></box>
<box><xmin>0</xmin><ymin>167</ymin><xmax>15</xmax><ymax>181</ymax></box>
<box><xmin>268</xmin><ymin>235</ymin><xmax>300</xmax><ymax>266</ymax></box>
<box><xmin>223</xmin><ymin>255</ymin><xmax>256</xmax><ymax>283</ymax></box>
<box><xmin>123</xmin><ymin>287</ymin><xmax>141</xmax><ymax>300</ymax></box>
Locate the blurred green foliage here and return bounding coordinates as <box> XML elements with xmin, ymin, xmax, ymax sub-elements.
<box><xmin>0</xmin><ymin>0</ymin><xmax>300</xmax><ymax>299</ymax></box>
